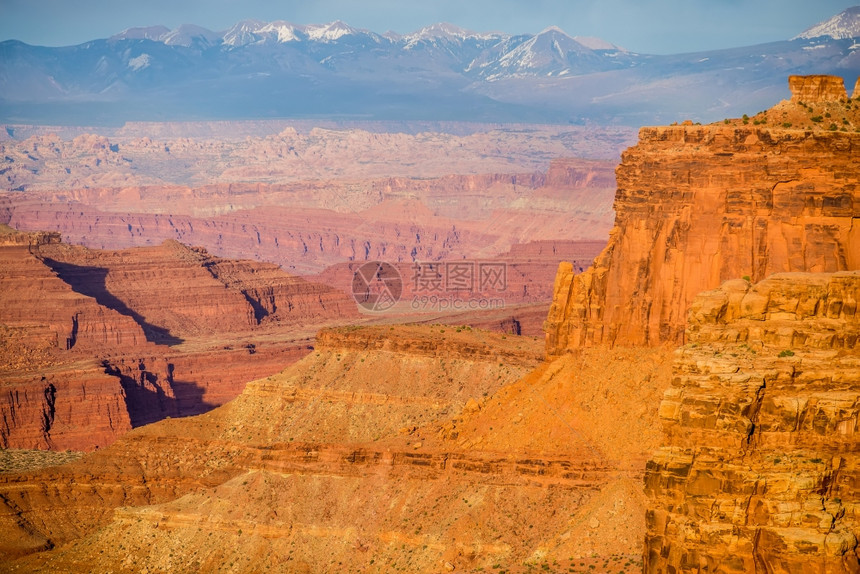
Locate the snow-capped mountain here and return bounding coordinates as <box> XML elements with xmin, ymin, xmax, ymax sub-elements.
<box><xmin>161</xmin><ymin>24</ymin><xmax>221</xmax><ymax>48</ymax></box>
<box><xmin>403</xmin><ymin>22</ymin><xmax>506</xmax><ymax>46</ymax></box>
<box><xmin>468</xmin><ymin>26</ymin><xmax>609</xmax><ymax>79</ymax></box>
<box><xmin>220</xmin><ymin>19</ymin><xmax>381</xmax><ymax>47</ymax></box>
<box><xmin>1</xmin><ymin>11</ymin><xmax>858</xmax><ymax>126</ymax></box>
<box><xmin>221</xmin><ymin>19</ymin><xmax>268</xmax><ymax>46</ymax></box>
<box><xmin>305</xmin><ymin>20</ymin><xmax>369</xmax><ymax>42</ymax></box>
<box><xmin>794</xmin><ymin>6</ymin><xmax>860</xmax><ymax>40</ymax></box>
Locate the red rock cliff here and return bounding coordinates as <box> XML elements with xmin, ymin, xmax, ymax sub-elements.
<box><xmin>546</xmin><ymin>80</ymin><xmax>860</xmax><ymax>354</ymax></box>
<box><xmin>645</xmin><ymin>271</ymin><xmax>860</xmax><ymax>573</ymax></box>
<box><xmin>788</xmin><ymin>74</ymin><xmax>849</xmax><ymax>102</ymax></box>
<box><xmin>0</xmin><ymin>231</ymin><xmax>355</xmax><ymax>451</ymax></box>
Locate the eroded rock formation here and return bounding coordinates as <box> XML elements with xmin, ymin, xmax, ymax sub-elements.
<box><xmin>1</xmin><ymin>155</ymin><xmax>617</xmax><ymax>275</ymax></box>
<box><xmin>0</xmin><ymin>321</ymin><xmax>672</xmax><ymax>571</ymax></box>
<box><xmin>546</xmin><ymin>77</ymin><xmax>860</xmax><ymax>354</ymax></box>
<box><xmin>0</xmin><ymin>229</ymin><xmax>354</xmax><ymax>451</ymax></box>
<box><xmin>789</xmin><ymin>74</ymin><xmax>850</xmax><ymax>102</ymax></box>
<box><xmin>0</xmin><ymin>124</ymin><xmax>633</xmax><ymax>192</ymax></box>
<box><xmin>645</xmin><ymin>271</ymin><xmax>860</xmax><ymax>573</ymax></box>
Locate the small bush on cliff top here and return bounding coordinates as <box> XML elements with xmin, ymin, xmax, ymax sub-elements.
<box><xmin>778</xmin><ymin>349</ymin><xmax>795</xmax><ymax>358</ymax></box>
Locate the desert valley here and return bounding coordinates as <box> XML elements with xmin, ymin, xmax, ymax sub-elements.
<box><xmin>2</xmin><ymin>5</ymin><xmax>860</xmax><ymax>574</ymax></box>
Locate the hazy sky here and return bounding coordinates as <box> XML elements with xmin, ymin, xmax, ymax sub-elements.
<box><xmin>1</xmin><ymin>0</ymin><xmax>857</xmax><ymax>54</ymax></box>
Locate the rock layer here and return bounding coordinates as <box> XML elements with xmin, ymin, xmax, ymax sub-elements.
<box><xmin>0</xmin><ymin>230</ymin><xmax>354</xmax><ymax>451</ymax></box>
<box><xmin>789</xmin><ymin>74</ymin><xmax>848</xmax><ymax>102</ymax></box>
<box><xmin>1</xmin><ymin>154</ymin><xmax>617</xmax><ymax>276</ymax></box>
<box><xmin>0</xmin><ymin>323</ymin><xmax>671</xmax><ymax>571</ymax></box>
<box><xmin>644</xmin><ymin>271</ymin><xmax>860</xmax><ymax>573</ymax></box>
<box><xmin>546</xmin><ymin>86</ymin><xmax>860</xmax><ymax>353</ymax></box>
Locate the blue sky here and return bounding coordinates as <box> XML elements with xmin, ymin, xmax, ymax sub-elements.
<box><xmin>1</xmin><ymin>0</ymin><xmax>857</xmax><ymax>54</ymax></box>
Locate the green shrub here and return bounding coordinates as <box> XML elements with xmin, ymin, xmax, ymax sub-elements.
<box><xmin>778</xmin><ymin>349</ymin><xmax>795</xmax><ymax>357</ymax></box>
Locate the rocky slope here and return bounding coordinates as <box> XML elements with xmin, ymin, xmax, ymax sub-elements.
<box><xmin>0</xmin><ymin>228</ymin><xmax>354</xmax><ymax>451</ymax></box>
<box><xmin>0</xmin><ymin>325</ymin><xmax>670</xmax><ymax>572</ymax></box>
<box><xmin>546</xmin><ymin>75</ymin><xmax>860</xmax><ymax>354</ymax></box>
<box><xmin>645</xmin><ymin>271</ymin><xmax>860</xmax><ymax>573</ymax></box>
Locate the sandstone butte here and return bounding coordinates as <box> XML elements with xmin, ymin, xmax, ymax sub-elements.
<box><xmin>545</xmin><ymin>74</ymin><xmax>860</xmax><ymax>353</ymax></box>
<box><xmin>555</xmin><ymin>74</ymin><xmax>860</xmax><ymax>572</ymax></box>
<box><xmin>0</xmin><ymin>75</ymin><xmax>858</xmax><ymax>573</ymax></box>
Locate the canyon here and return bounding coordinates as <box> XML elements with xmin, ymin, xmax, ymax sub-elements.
<box><xmin>0</xmin><ymin>125</ymin><xmax>622</xmax><ymax>454</ymax></box>
<box><xmin>0</xmin><ymin>225</ymin><xmax>355</xmax><ymax>451</ymax></box>
<box><xmin>0</xmin><ymin>324</ymin><xmax>667</xmax><ymax>572</ymax></box>
<box><xmin>0</xmin><ymin>126</ymin><xmax>623</xmax><ymax>274</ymax></box>
<box><xmin>0</xmin><ymin>75</ymin><xmax>858</xmax><ymax>573</ymax></box>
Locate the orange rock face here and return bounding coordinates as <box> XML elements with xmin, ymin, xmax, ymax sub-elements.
<box><xmin>0</xmin><ymin>229</ymin><xmax>355</xmax><ymax>451</ymax></box>
<box><xmin>645</xmin><ymin>271</ymin><xmax>860</xmax><ymax>573</ymax></box>
<box><xmin>789</xmin><ymin>74</ymin><xmax>848</xmax><ymax>102</ymax></box>
<box><xmin>547</xmin><ymin>109</ymin><xmax>860</xmax><ymax>353</ymax></box>
<box><xmin>543</xmin><ymin>78</ymin><xmax>860</xmax><ymax>571</ymax></box>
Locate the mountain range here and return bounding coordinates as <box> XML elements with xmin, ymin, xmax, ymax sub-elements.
<box><xmin>1</xmin><ymin>7</ymin><xmax>859</xmax><ymax>126</ymax></box>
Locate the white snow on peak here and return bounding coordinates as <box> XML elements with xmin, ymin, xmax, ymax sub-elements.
<box><xmin>306</xmin><ymin>20</ymin><xmax>357</xmax><ymax>42</ymax></box>
<box><xmin>221</xmin><ymin>19</ymin><xmax>267</xmax><ymax>46</ymax></box>
<box><xmin>410</xmin><ymin>22</ymin><xmax>475</xmax><ymax>40</ymax></box>
<box><xmin>402</xmin><ymin>22</ymin><xmax>507</xmax><ymax>47</ymax></box>
<box><xmin>258</xmin><ymin>21</ymin><xmax>302</xmax><ymax>43</ymax></box>
<box><xmin>794</xmin><ymin>6</ymin><xmax>860</xmax><ymax>40</ymax></box>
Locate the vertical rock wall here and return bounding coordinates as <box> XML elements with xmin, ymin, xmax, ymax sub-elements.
<box><xmin>547</xmin><ymin>82</ymin><xmax>860</xmax><ymax>354</ymax></box>
<box><xmin>644</xmin><ymin>272</ymin><xmax>860</xmax><ymax>573</ymax></box>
